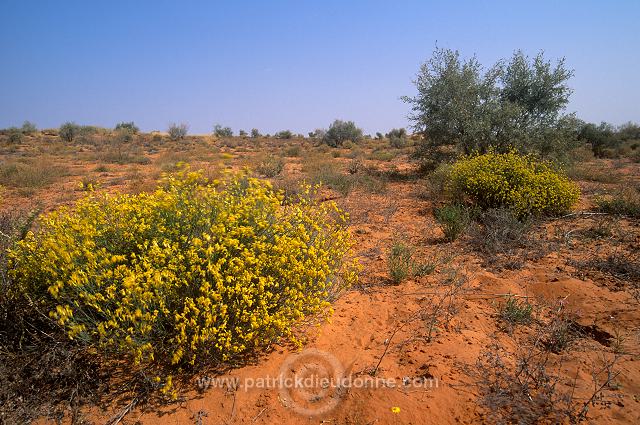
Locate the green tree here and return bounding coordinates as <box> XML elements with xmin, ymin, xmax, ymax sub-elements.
<box><xmin>578</xmin><ymin>122</ymin><xmax>620</xmax><ymax>158</ymax></box>
<box><xmin>322</xmin><ymin>120</ymin><xmax>363</xmax><ymax>147</ymax></box>
<box><xmin>59</xmin><ymin>122</ymin><xmax>80</xmax><ymax>142</ymax></box>
<box><xmin>115</xmin><ymin>121</ymin><xmax>139</xmax><ymax>133</ymax></box>
<box><xmin>403</xmin><ymin>48</ymin><xmax>576</xmax><ymax>166</ymax></box>
<box><xmin>213</xmin><ymin>124</ymin><xmax>233</xmax><ymax>138</ymax></box>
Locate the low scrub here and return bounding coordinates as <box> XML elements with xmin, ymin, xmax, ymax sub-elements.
<box><xmin>448</xmin><ymin>151</ymin><xmax>580</xmax><ymax>216</ymax></box>
<box><xmin>434</xmin><ymin>204</ymin><xmax>471</xmax><ymax>241</ymax></box>
<box><xmin>7</xmin><ymin>167</ymin><xmax>358</xmax><ymax>396</ymax></box>
<box><xmin>595</xmin><ymin>187</ymin><xmax>640</xmax><ymax>217</ymax></box>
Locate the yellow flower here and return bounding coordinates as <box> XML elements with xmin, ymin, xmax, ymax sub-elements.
<box><xmin>391</xmin><ymin>407</ymin><xmax>401</xmax><ymax>414</ymax></box>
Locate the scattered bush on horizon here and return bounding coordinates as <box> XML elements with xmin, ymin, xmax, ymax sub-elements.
<box><xmin>21</xmin><ymin>121</ymin><xmax>37</xmax><ymax>134</ymax></box>
<box><xmin>59</xmin><ymin>122</ymin><xmax>80</xmax><ymax>142</ymax></box>
<box><xmin>239</xmin><ymin>130</ymin><xmax>248</xmax><ymax>137</ymax></box>
<box><xmin>322</xmin><ymin>120</ymin><xmax>363</xmax><ymax>147</ymax></box>
<box><xmin>275</xmin><ymin>130</ymin><xmax>293</xmax><ymax>139</ymax></box>
<box><xmin>168</xmin><ymin>123</ymin><xmax>188</xmax><ymax>140</ymax></box>
<box><xmin>213</xmin><ymin>124</ymin><xmax>233</xmax><ymax>138</ymax></box>
<box><xmin>448</xmin><ymin>151</ymin><xmax>579</xmax><ymax>217</ymax></box>
<box><xmin>7</xmin><ymin>167</ymin><xmax>358</xmax><ymax>396</ymax></box>
<box><xmin>115</xmin><ymin>121</ymin><xmax>139</xmax><ymax>133</ymax></box>
<box><xmin>250</xmin><ymin>128</ymin><xmax>261</xmax><ymax>138</ymax></box>
<box><xmin>386</xmin><ymin>128</ymin><xmax>408</xmax><ymax>148</ymax></box>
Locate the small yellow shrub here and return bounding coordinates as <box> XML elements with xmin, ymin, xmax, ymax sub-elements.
<box><xmin>9</xmin><ymin>166</ymin><xmax>358</xmax><ymax>373</ymax></box>
<box><xmin>448</xmin><ymin>151</ymin><xmax>580</xmax><ymax>216</ymax></box>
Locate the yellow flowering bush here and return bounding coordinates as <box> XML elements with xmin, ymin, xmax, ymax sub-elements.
<box><xmin>9</xmin><ymin>167</ymin><xmax>358</xmax><ymax>374</ymax></box>
<box><xmin>448</xmin><ymin>151</ymin><xmax>580</xmax><ymax>216</ymax></box>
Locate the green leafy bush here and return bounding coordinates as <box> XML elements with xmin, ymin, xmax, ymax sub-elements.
<box><xmin>274</xmin><ymin>130</ymin><xmax>293</xmax><ymax>139</ymax></box>
<box><xmin>448</xmin><ymin>151</ymin><xmax>579</xmax><ymax>216</ymax></box>
<box><xmin>8</xmin><ymin>167</ymin><xmax>358</xmax><ymax>394</ymax></box>
<box><xmin>59</xmin><ymin>122</ymin><xmax>80</xmax><ymax>142</ymax></box>
<box><xmin>434</xmin><ymin>204</ymin><xmax>471</xmax><ymax>241</ymax></box>
<box><xmin>21</xmin><ymin>121</ymin><xmax>37</xmax><ymax>134</ymax></box>
<box><xmin>115</xmin><ymin>121</ymin><xmax>139</xmax><ymax>133</ymax></box>
<box><xmin>323</xmin><ymin>120</ymin><xmax>363</xmax><ymax>147</ymax></box>
<box><xmin>213</xmin><ymin>124</ymin><xmax>233</xmax><ymax>138</ymax></box>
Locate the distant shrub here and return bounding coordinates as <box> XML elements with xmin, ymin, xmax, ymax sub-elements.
<box><xmin>375</xmin><ymin>132</ymin><xmax>384</xmax><ymax>140</ymax></box>
<box><xmin>6</xmin><ymin>127</ymin><xmax>24</xmax><ymax>144</ymax></box>
<box><xmin>284</xmin><ymin>145</ymin><xmax>301</xmax><ymax>157</ymax></box>
<box><xmin>275</xmin><ymin>130</ymin><xmax>293</xmax><ymax>139</ymax></box>
<box><xmin>434</xmin><ymin>204</ymin><xmax>471</xmax><ymax>241</ymax></box>
<box><xmin>114</xmin><ymin>127</ymin><xmax>135</xmax><ymax>144</ymax></box>
<box><xmin>213</xmin><ymin>124</ymin><xmax>233</xmax><ymax>138</ymax></box>
<box><xmin>449</xmin><ymin>151</ymin><xmax>580</xmax><ymax>217</ymax></box>
<box><xmin>168</xmin><ymin>123</ymin><xmax>188</xmax><ymax>140</ymax></box>
<box><xmin>115</xmin><ymin>121</ymin><xmax>139</xmax><ymax>133</ymax></box>
<box><xmin>595</xmin><ymin>188</ymin><xmax>640</xmax><ymax>218</ymax></box>
<box><xmin>8</xmin><ymin>168</ymin><xmax>358</xmax><ymax>393</ymax></box>
<box><xmin>323</xmin><ymin>120</ymin><xmax>363</xmax><ymax>147</ymax></box>
<box><xmin>256</xmin><ymin>154</ymin><xmax>285</xmax><ymax>177</ymax></box>
<box><xmin>578</xmin><ymin>122</ymin><xmax>621</xmax><ymax>158</ymax></box>
<box><xmin>21</xmin><ymin>121</ymin><xmax>37</xmax><ymax>134</ymax></box>
<box><xmin>59</xmin><ymin>122</ymin><xmax>80</xmax><ymax>142</ymax></box>
<box><xmin>239</xmin><ymin>130</ymin><xmax>248</xmax><ymax>137</ymax></box>
<box><xmin>0</xmin><ymin>159</ymin><xmax>67</xmax><ymax>190</ymax></box>
<box><xmin>250</xmin><ymin>129</ymin><xmax>261</xmax><ymax>138</ymax></box>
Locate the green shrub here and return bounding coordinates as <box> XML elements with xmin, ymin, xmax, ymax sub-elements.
<box><xmin>250</xmin><ymin>128</ymin><xmax>261</xmax><ymax>138</ymax></box>
<box><xmin>115</xmin><ymin>121</ymin><xmax>139</xmax><ymax>133</ymax></box>
<box><xmin>8</xmin><ymin>168</ymin><xmax>358</xmax><ymax>394</ymax></box>
<box><xmin>449</xmin><ymin>151</ymin><xmax>580</xmax><ymax>216</ymax></box>
<box><xmin>595</xmin><ymin>188</ymin><xmax>640</xmax><ymax>218</ymax></box>
<box><xmin>434</xmin><ymin>204</ymin><xmax>470</xmax><ymax>241</ymax></box>
<box><xmin>275</xmin><ymin>130</ymin><xmax>293</xmax><ymax>139</ymax></box>
<box><xmin>323</xmin><ymin>120</ymin><xmax>363</xmax><ymax>147</ymax></box>
<box><xmin>388</xmin><ymin>240</ymin><xmax>413</xmax><ymax>284</ymax></box>
<box><xmin>256</xmin><ymin>154</ymin><xmax>285</xmax><ymax>177</ymax></box>
<box><xmin>284</xmin><ymin>145</ymin><xmax>301</xmax><ymax>157</ymax></box>
<box><xmin>59</xmin><ymin>122</ymin><xmax>80</xmax><ymax>142</ymax></box>
<box><xmin>21</xmin><ymin>121</ymin><xmax>37</xmax><ymax>134</ymax></box>
<box><xmin>6</xmin><ymin>127</ymin><xmax>24</xmax><ymax>144</ymax></box>
<box><xmin>168</xmin><ymin>123</ymin><xmax>188</xmax><ymax>140</ymax></box>
<box><xmin>213</xmin><ymin>124</ymin><xmax>233</xmax><ymax>138</ymax></box>
<box><xmin>499</xmin><ymin>295</ymin><xmax>533</xmax><ymax>326</ymax></box>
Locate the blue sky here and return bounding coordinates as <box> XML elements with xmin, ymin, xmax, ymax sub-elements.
<box><xmin>1</xmin><ymin>0</ymin><xmax>638</xmax><ymax>134</ymax></box>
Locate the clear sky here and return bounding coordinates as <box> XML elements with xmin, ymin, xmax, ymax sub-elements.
<box><xmin>1</xmin><ymin>0</ymin><xmax>638</xmax><ymax>135</ymax></box>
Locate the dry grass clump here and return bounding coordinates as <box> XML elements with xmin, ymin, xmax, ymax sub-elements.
<box><xmin>0</xmin><ymin>159</ymin><xmax>68</xmax><ymax>192</ymax></box>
